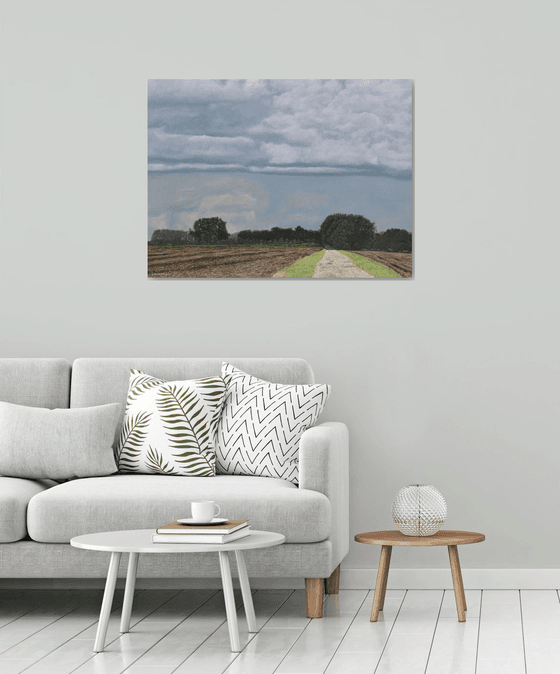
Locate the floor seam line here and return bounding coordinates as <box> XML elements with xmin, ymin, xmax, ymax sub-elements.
<box><xmin>321</xmin><ymin>589</ymin><xmax>370</xmax><ymax>673</ymax></box>
<box><xmin>423</xmin><ymin>589</ymin><xmax>445</xmax><ymax>674</ymax></box>
<box><xmin>112</xmin><ymin>589</ymin><xmax>221</xmax><ymax>674</ymax></box>
<box><xmin>474</xmin><ymin>589</ymin><xmax>483</xmax><ymax>674</ymax></box>
<box><xmin>373</xmin><ymin>588</ymin><xmax>408</xmax><ymax>674</ymax></box>
<box><xmin>53</xmin><ymin>590</ymin><xmax>141</xmax><ymax>674</ymax></box>
<box><xmin>0</xmin><ymin>590</ymin><xmax>127</xmax><ymax>674</ymax></box>
<box><xmin>258</xmin><ymin>589</ymin><xmax>295</xmax><ymax>631</ymax></box>
<box><xmin>164</xmin><ymin>588</ymin><xmax>258</xmax><ymax>674</ymax></box>
<box><xmin>0</xmin><ymin>590</ymin><xmax>113</xmax><ymax>659</ymax></box>
<box><xmin>519</xmin><ymin>590</ymin><xmax>528</xmax><ymax>674</ymax></box>
<box><xmin>220</xmin><ymin>589</ymin><xmax>296</xmax><ymax>674</ymax></box>
<box><xmin>270</xmin><ymin>591</ymin><xmax>316</xmax><ymax>674</ymax></box>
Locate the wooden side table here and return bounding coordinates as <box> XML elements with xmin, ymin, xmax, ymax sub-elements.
<box><xmin>354</xmin><ymin>530</ymin><xmax>485</xmax><ymax>622</ymax></box>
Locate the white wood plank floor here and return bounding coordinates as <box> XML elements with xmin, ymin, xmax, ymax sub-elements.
<box><xmin>0</xmin><ymin>588</ymin><xmax>558</xmax><ymax>674</ymax></box>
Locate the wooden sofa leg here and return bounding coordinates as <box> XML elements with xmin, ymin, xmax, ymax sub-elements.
<box><xmin>325</xmin><ymin>564</ymin><xmax>341</xmax><ymax>594</ymax></box>
<box><xmin>305</xmin><ymin>578</ymin><xmax>324</xmax><ymax>618</ymax></box>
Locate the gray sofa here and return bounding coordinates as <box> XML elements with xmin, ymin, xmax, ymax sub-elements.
<box><xmin>0</xmin><ymin>358</ymin><xmax>349</xmax><ymax>617</ymax></box>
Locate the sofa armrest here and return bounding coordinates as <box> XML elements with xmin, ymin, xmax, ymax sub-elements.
<box><xmin>299</xmin><ymin>422</ymin><xmax>349</xmax><ymax>570</ymax></box>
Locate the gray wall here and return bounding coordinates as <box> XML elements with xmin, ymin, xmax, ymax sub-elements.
<box><xmin>1</xmin><ymin>0</ymin><xmax>559</xmax><ymax>570</ymax></box>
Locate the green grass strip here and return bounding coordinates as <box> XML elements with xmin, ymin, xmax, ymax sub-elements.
<box><xmin>338</xmin><ymin>251</ymin><xmax>401</xmax><ymax>278</ymax></box>
<box><xmin>277</xmin><ymin>249</ymin><xmax>326</xmax><ymax>278</ymax></box>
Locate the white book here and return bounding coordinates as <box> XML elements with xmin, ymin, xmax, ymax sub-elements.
<box><xmin>152</xmin><ymin>527</ymin><xmax>251</xmax><ymax>545</ymax></box>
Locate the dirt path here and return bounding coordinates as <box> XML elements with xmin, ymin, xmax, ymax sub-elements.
<box><xmin>312</xmin><ymin>250</ymin><xmax>374</xmax><ymax>278</ymax></box>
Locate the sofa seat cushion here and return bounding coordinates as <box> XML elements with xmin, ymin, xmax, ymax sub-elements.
<box><xmin>27</xmin><ymin>474</ymin><xmax>331</xmax><ymax>544</ymax></box>
<box><xmin>0</xmin><ymin>477</ymin><xmax>56</xmax><ymax>542</ymax></box>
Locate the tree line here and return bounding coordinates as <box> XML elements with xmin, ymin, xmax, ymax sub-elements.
<box><xmin>150</xmin><ymin>214</ymin><xmax>412</xmax><ymax>252</ymax></box>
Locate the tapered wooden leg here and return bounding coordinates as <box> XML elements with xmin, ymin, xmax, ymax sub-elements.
<box><xmin>448</xmin><ymin>545</ymin><xmax>467</xmax><ymax>621</ymax></box>
<box><xmin>325</xmin><ymin>564</ymin><xmax>341</xmax><ymax>594</ymax></box>
<box><xmin>370</xmin><ymin>545</ymin><xmax>392</xmax><ymax>622</ymax></box>
<box><xmin>305</xmin><ymin>578</ymin><xmax>324</xmax><ymax>618</ymax></box>
<box><xmin>378</xmin><ymin>546</ymin><xmax>392</xmax><ymax>611</ymax></box>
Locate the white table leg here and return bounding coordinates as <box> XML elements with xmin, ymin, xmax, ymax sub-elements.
<box><xmin>120</xmin><ymin>552</ymin><xmax>139</xmax><ymax>633</ymax></box>
<box><xmin>94</xmin><ymin>551</ymin><xmax>121</xmax><ymax>652</ymax></box>
<box><xmin>219</xmin><ymin>551</ymin><xmax>241</xmax><ymax>652</ymax></box>
<box><xmin>235</xmin><ymin>550</ymin><xmax>257</xmax><ymax>633</ymax></box>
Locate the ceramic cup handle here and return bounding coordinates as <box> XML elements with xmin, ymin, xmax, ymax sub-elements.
<box><xmin>214</xmin><ymin>504</ymin><xmax>221</xmax><ymax>517</ymax></box>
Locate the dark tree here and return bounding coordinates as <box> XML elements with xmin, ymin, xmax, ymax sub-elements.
<box><xmin>150</xmin><ymin>229</ymin><xmax>193</xmax><ymax>246</ymax></box>
<box><xmin>375</xmin><ymin>228</ymin><xmax>412</xmax><ymax>252</ymax></box>
<box><xmin>295</xmin><ymin>226</ymin><xmax>306</xmax><ymax>241</ymax></box>
<box><xmin>230</xmin><ymin>226</ymin><xmax>321</xmax><ymax>246</ymax></box>
<box><xmin>319</xmin><ymin>213</ymin><xmax>376</xmax><ymax>250</ymax></box>
<box><xmin>191</xmin><ymin>217</ymin><xmax>229</xmax><ymax>243</ymax></box>
<box><xmin>237</xmin><ymin>229</ymin><xmax>253</xmax><ymax>243</ymax></box>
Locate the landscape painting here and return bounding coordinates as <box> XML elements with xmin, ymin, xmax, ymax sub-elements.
<box><xmin>148</xmin><ymin>79</ymin><xmax>413</xmax><ymax>279</ymax></box>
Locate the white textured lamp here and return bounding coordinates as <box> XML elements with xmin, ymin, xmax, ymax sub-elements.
<box><xmin>392</xmin><ymin>484</ymin><xmax>447</xmax><ymax>536</ymax></box>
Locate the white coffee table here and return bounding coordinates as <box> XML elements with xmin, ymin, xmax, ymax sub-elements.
<box><xmin>70</xmin><ymin>529</ymin><xmax>284</xmax><ymax>653</ymax></box>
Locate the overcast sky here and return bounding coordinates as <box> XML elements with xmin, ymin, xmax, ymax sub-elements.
<box><xmin>148</xmin><ymin>79</ymin><xmax>412</xmax><ymax>238</ymax></box>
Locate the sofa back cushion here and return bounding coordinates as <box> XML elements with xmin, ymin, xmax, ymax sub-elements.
<box><xmin>71</xmin><ymin>359</ymin><xmax>315</xmax><ymax>437</ymax></box>
<box><xmin>0</xmin><ymin>358</ymin><xmax>71</xmax><ymax>409</ymax></box>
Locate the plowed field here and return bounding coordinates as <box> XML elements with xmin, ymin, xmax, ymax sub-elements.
<box><xmin>352</xmin><ymin>251</ymin><xmax>412</xmax><ymax>277</ymax></box>
<box><xmin>148</xmin><ymin>246</ymin><xmax>322</xmax><ymax>278</ymax></box>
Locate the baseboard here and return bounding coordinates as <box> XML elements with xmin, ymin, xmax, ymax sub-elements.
<box><xmin>0</xmin><ymin>570</ymin><xmax>558</xmax><ymax>590</ymax></box>
<box><xmin>340</xmin><ymin>568</ymin><xmax>560</xmax><ymax>590</ymax></box>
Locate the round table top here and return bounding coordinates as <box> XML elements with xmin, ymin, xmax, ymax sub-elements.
<box><xmin>354</xmin><ymin>530</ymin><xmax>485</xmax><ymax>547</ymax></box>
<box><xmin>70</xmin><ymin>529</ymin><xmax>285</xmax><ymax>554</ymax></box>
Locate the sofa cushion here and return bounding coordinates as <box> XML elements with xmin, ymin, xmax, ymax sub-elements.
<box><xmin>70</xmin><ymin>359</ymin><xmax>315</xmax><ymax>439</ymax></box>
<box><xmin>0</xmin><ymin>477</ymin><xmax>56</xmax><ymax>542</ymax></box>
<box><xmin>0</xmin><ymin>358</ymin><xmax>71</xmax><ymax>409</ymax></box>
<box><xmin>215</xmin><ymin>363</ymin><xmax>331</xmax><ymax>484</ymax></box>
<box><xmin>115</xmin><ymin>370</ymin><xmax>226</xmax><ymax>476</ymax></box>
<box><xmin>0</xmin><ymin>401</ymin><xmax>122</xmax><ymax>480</ymax></box>
<box><xmin>27</xmin><ymin>474</ymin><xmax>331</xmax><ymax>543</ymax></box>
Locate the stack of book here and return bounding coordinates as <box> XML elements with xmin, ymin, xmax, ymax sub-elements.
<box><xmin>151</xmin><ymin>520</ymin><xmax>250</xmax><ymax>544</ymax></box>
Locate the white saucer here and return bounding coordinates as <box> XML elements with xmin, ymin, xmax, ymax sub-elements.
<box><xmin>176</xmin><ymin>518</ymin><xmax>228</xmax><ymax>526</ymax></box>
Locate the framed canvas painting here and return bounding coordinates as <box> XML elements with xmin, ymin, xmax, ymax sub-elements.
<box><xmin>148</xmin><ymin>79</ymin><xmax>413</xmax><ymax>279</ymax></box>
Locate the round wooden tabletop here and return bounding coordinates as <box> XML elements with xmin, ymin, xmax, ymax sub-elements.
<box><xmin>354</xmin><ymin>530</ymin><xmax>485</xmax><ymax>547</ymax></box>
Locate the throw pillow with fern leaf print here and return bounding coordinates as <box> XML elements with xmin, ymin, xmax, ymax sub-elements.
<box><xmin>115</xmin><ymin>370</ymin><xmax>226</xmax><ymax>476</ymax></box>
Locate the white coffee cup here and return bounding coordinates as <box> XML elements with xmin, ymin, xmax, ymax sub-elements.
<box><xmin>191</xmin><ymin>501</ymin><xmax>221</xmax><ymax>522</ymax></box>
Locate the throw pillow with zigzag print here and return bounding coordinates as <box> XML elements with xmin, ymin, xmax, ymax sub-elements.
<box><xmin>214</xmin><ymin>363</ymin><xmax>331</xmax><ymax>484</ymax></box>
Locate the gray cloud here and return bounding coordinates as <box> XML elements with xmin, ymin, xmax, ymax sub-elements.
<box><xmin>281</xmin><ymin>192</ymin><xmax>329</xmax><ymax>210</ymax></box>
<box><xmin>148</xmin><ymin>79</ymin><xmax>412</xmax><ymax>177</ymax></box>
